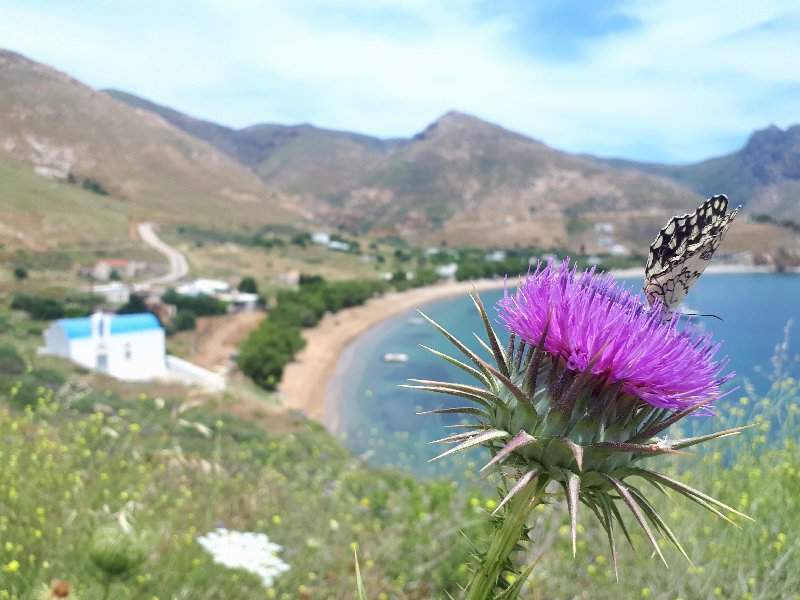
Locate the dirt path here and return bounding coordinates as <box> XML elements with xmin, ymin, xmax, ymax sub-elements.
<box><xmin>136</xmin><ymin>222</ymin><xmax>190</xmax><ymax>284</ymax></box>
<box><xmin>182</xmin><ymin>311</ymin><xmax>266</xmax><ymax>370</ymax></box>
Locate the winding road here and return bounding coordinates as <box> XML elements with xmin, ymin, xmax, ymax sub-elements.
<box><xmin>137</xmin><ymin>222</ymin><xmax>190</xmax><ymax>285</ymax></box>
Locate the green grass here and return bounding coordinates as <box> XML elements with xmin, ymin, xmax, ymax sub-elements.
<box><xmin>0</xmin><ymin>308</ymin><xmax>487</xmax><ymax>599</ymax></box>
<box><xmin>0</xmin><ymin>155</ymin><xmax>133</xmax><ymax>249</ymax></box>
<box><xmin>0</xmin><ymin>390</ymin><xmax>489</xmax><ymax>599</ymax></box>
<box><xmin>517</xmin><ymin>372</ymin><xmax>800</xmax><ymax>600</ymax></box>
<box><xmin>0</xmin><ymin>301</ymin><xmax>798</xmax><ymax>599</ymax></box>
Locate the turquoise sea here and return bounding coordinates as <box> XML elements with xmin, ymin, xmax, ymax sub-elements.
<box><xmin>331</xmin><ymin>273</ymin><xmax>800</xmax><ymax>478</ymax></box>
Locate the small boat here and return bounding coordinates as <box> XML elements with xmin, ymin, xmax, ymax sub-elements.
<box><xmin>407</xmin><ymin>316</ymin><xmax>425</xmax><ymax>325</ymax></box>
<box><xmin>382</xmin><ymin>353</ymin><xmax>409</xmax><ymax>363</ymax></box>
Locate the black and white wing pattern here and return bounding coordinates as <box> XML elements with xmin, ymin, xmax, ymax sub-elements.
<box><xmin>644</xmin><ymin>194</ymin><xmax>740</xmax><ymax>317</ymax></box>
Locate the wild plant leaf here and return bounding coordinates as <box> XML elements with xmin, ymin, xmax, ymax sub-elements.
<box><xmin>561</xmin><ymin>468</ymin><xmax>580</xmax><ymax>556</ymax></box>
<box><xmin>355</xmin><ymin>550</ymin><xmax>368</xmax><ymax>600</ymax></box>
<box><xmin>666</xmin><ymin>424</ymin><xmax>753</xmax><ymax>450</ymax></box>
<box><xmin>429</xmin><ymin>429</ymin><xmax>509</xmax><ymax>462</ymax></box>
<box><xmin>401</xmin><ymin>384</ymin><xmax>495</xmax><ymax>411</ymax></box>
<box><xmin>417</xmin><ymin>310</ymin><xmax>496</xmax><ymax>390</ymax></box>
<box><xmin>477</xmin><ymin>357</ymin><xmax>536</xmax><ymax>411</ymax></box>
<box><xmin>417</xmin><ymin>406</ymin><xmax>488</xmax><ymax>418</ymax></box>
<box><xmin>420</xmin><ymin>344</ymin><xmax>490</xmax><ymax>386</ymax></box>
<box><xmin>627</xmin><ymin>485</ymin><xmax>692</xmax><ymax>564</ymax></box>
<box><xmin>492</xmin><ymin>553</ymin><xmax>542</xmax><ymax>600</ymax></box>
<box><xmin>480</xmin><ymin>430</ymin><xmax>537</xmax><ymax>472</ymax></box>
<box><xmin>493</xmin><ymin>470</ymin><xmax>540</xmax><ymax>516</ymax></box>
<box><xmin>601</xmin><ymin>474</ymin><xmax>666</xmax><ymax>564</ymax></box>
<box><xmin>470</xmin><ymin>289</ymin><xmax>509</xmax><ymax>377</ymax></box>
<box><xmin>634</xmin><ymin>468</ymin><xmax>752</xmax><ymax>521</ymax></box>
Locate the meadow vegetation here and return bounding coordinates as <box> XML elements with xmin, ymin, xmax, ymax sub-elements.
<box><xmin>0</xmin><ymin>308</ymin><xmax>486</xmax><ymax>599</ymax></box>
<box><xmin>1</xmin><ymin>295</ymin><xmax>797</xmax><ymax>599</ymax></box>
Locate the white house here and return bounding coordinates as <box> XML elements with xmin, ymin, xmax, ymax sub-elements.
<box><xmin>310</xmin><ymin>232</ymin><xmax>330</xmax><ymax>245</ymax></box>
<box><xmin>485</xmin><ymin>250</ymin><xmax>507</xmax><ymax>262</ymax></box>
<box><xmin>43</xmin><ymin>312</ymin><xmax>166</xmax><ymax>381</ymax></box>
<box><xmin>435</xmin><ymin>263</ymin><xmax>459</xmax><ymax>279</ymax></box>
<box><xmin>92</xmin><ymin>282</ymin><xmax>131</xmax><ymax>305</ymax></box>
<box><xmin>327</xmin><ymin>240</ymin><xmax>351</xmax><ymax>252</ymax></box>
<box><xmin>216</xmin><ymin>291</ymin><xmax>260</xmax><ymax>312</ymax></box>
<box><xmin>176</xmin><ymin>279</ymin><xmax>230</xmax><ymax>297</ymax></box>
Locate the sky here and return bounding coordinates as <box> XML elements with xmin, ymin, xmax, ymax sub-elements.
<box><xmin>1</xmin><ymin>0</ymin><xmax>799</xmax><ymax>163</ymax></box>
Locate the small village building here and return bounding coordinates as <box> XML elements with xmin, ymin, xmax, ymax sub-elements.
<box><xmin>311</xmin><ymin>232</ymin><xmax>331</xmax><ymax>245</ymax></box>
<box><xmin>435</xmin><ymin>263</ymin><xmax>459</xmax><ymax>280</ymax></box>
<box><xmin>485</xmin><ymin>250</ymin><xmax>507</xmax><ymax>262</ymax></box>
<box><xmin>92</xmin><ymin>282</ymin><xmax>131</xmax><ymax>305</ymax></box>
<box><xmin>43</xmin><ymin>312</ymin><xmax>166</xmax><ymax>380</ymax></box>
<box><xmin>176</xmin><ymin>279</ymin><xmax>230</xmax><ymax>296</ymax></box>
<box><xmin>276</xmin><ymin>270</ymin><xmax>301</xmax><ymax>286</ymax></box>
<box><xmin>90</xmin><ymin>259</ymin><xmax>142</xmax><ymax>281</ymax></box>
<box><xmin>216</xmin><ymin>291</ymin><xmax>260</xmax><ymax>312</ymax></box>
<box><xmin>327</xmin><ymin>240</ymin><xmax>350</xmax><ymax>251</ymax></box>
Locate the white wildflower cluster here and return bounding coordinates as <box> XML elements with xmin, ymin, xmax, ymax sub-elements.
<box><xmin>196</xmin><ymin>528</ymin><xmax>290</xmax><ymax>587</ymax></box>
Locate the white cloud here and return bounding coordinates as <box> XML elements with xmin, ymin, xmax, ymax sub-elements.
<box><xmin>0</xmin><ymin>0</ymin><xmax>798</xmax><ymax>161</ymax></box>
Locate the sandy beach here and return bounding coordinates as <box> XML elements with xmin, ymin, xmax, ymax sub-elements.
<box><xmin>278</xmin><ymin>263</ymin><xmax>775</xmax><ymax>428</ymax></box>
<box><xmin>278</xmin><ymin>278</ymin><xmax>507</xmax><ymax>426</ymax></box>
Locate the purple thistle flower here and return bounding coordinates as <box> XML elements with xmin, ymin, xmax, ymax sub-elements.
<box><xmin>411</xmin><ymin>254</ymin><xmax>750</xmax><ymax>589</ymax></box>
<box><xmin>497</xmin><ymin>258</ymin><xmax>734</xmax><ymax>411</ymax></box>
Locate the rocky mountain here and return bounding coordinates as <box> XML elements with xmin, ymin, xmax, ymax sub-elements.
<box><xmin>598</xmin><ymin>125</ymin><xmax>800</xmax><ymax>221</ymax></box>
<box><xmin>105</xmin><ymin>93</ymin><xmax>703</xmax><ymax>249</ymax></box>
<box><xmin>0</xmin><ymin>49</ymin><xmax>302</xmax><ymax>251</ymax></box>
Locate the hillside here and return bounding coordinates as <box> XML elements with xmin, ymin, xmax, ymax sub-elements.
<box><xmin>4</xmin><ymin>50</ymin><xmax>795</xmax><ymax>259</ymax></box>
<box><xmin>0</xmin><ymin>50</ymin><xmax>303</xmax><ymax>253</ymax></box>
<box><xmin>353</xmin><ymin>112</ymin><xmax>700</xmax><ymax>247</ymax></box>
<box><xmin>598</xmin><ymin>124</ymin><xmax>800</xmax><ymax>221</ymax></box>
<box><xmin>107</xmin><ymin>91</ymin><xmax>706</xmax><ymax>249</ymax></box>
<box><xmin>104</xmin><ymin>88</ymin><xmax>402</xmax><ymax>204</ymax></box>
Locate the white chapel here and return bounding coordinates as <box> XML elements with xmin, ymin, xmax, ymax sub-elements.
<box><xmin>43</xmin><ymin>312</ymin><xmax>167</xmax><ymax>380</ymax></box>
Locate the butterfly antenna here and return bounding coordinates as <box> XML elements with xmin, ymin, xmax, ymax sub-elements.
<box><xmin>683</xmin><ymin>312</ymin><xmax>724</xmax><ymax>321</ymax></box>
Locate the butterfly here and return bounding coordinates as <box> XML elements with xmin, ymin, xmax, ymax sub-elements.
<box><xmin>643</xmin><ymin>194</ymin><xmax>740</xmax><ymax>320</ymax></box>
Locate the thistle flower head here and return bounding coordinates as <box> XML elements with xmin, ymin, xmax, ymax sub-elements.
<box><xmin>408</xmin><ymin>258</ymin><xmax>750</xmax><ymax>577</ymax></box>
<box><xmin>497</xmin><ymin>259</ymin><xmax>734</xmax><ymax>411</ymax></box>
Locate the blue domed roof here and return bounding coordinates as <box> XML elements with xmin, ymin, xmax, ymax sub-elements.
<box><xmin>57</xmin><ymin>313</ymin><xmax>162</xmax><ymax>339</ymax></box>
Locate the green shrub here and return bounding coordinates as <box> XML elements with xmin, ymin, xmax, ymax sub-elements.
<box><xmin>117</xmin><ymin>294</ymin><xmax>148</xmax><ymax>315</ymax></box>
<box><xmin>239</xmin><ymin>279</ymin><xmax>387</xmax><ymax>391</ymax></box>
<box><xmin>31</xmin><ymin>366</ymin><xmax>66</xmax><ymax>386</ymax></box>
<box><xmin>162</xmin><ymin>289</ymin><xmax>227</xmax><ymax>316</ymax></box>
<box><xmin>10</xmin><ymin>292</ymin><xmax>65</xmax><ymax>320</ymax></box>
<box><xmin>237</xmin><ymin>320</ymin><xmax>304</xmax><ymax>390</ymax></box>
<box><xmin>0</xmin><ymin>344</ymin><xmax>26</xmax><ymax>376</ymax></box>
<box><xmin>173</xmin><ymin>309</ymin><xmax>197</xmax><ymax>332</ymax></box>
<box><xmin>238</xmin><ymin>276</ymin><xmax>258</xmax><ymax>294</ymax></box>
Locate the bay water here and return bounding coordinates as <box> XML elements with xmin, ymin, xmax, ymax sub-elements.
<box><xmin>332</xmin><ymin>273</ymin><xmax>800</xmax><ymax>477</ymax></box>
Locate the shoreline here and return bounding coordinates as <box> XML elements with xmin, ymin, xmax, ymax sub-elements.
<box><xmin>278</xmin><ymin>264</ymin><xmax>778</xmax><ymax>429</ymax></box>
<box><xmin>278</xmin><ymin>278</ymin><xmax>508</xmax><ymax>428</ymax></box>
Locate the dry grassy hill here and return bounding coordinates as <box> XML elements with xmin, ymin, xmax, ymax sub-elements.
<box><xmin>106</xmin><ymin>92</ymin><xmax>712</xmax><ymax>250</ymax></box>
<box><xmin>4</xmin><ymin>49</ymin><xmax>797</xmax><ymax>264</ymax></box>
<box><xmin>0</xmin><ymin>50</ymin><xmax>304</xmax><ymax>254</ymax></box>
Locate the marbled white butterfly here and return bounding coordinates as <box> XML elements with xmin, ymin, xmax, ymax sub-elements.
<box><xmin>643</xmin><ymin>194</ymin><xmax>740</xmax><ymax>319</ymax></box>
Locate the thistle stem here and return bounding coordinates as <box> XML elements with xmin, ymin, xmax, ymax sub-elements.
<box><xmin>464</xmin><ymin>480</ymin><xmax>542</xmax><ymax>600</ymax></box>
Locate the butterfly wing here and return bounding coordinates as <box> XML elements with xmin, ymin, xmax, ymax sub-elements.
<box><xmin>644</xmin><ymin>194</ymin><xmax>739</xmax><ymax>315</ymax></box>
